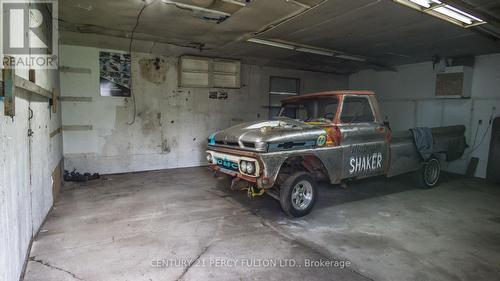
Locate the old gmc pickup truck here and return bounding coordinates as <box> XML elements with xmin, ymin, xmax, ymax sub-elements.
<box><xmin>206</xmin><ymin>91</ymin><xmax>467</xmax><ymax>217</ymax></box>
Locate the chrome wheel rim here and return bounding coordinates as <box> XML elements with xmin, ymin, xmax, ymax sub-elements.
<box><xmin>291</xmin><ymin>180</ymin><xmax>313</xmax><ymax>210</ymax></box>
<box><xmin>425</xmin><ymin>159</ymin><xmax>440</xmax><ymax>186</ymax></box>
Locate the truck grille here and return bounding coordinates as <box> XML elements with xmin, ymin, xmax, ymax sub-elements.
<box><xmin>215</xmin><ymin>140</ymin><xmax>238</xmax><ymax>146</ymax></box>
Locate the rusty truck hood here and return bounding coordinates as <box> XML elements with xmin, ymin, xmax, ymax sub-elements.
<box><xmin>208</xmin><ymin>118</ymin><xmax>326</xmax><ymax>152</ymax></box>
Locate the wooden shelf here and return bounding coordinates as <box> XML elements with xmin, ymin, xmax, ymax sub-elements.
<box><xmin>15</xmin><ymin>76</ymin><xmax>52</xmax><ymax>98</ymax></box>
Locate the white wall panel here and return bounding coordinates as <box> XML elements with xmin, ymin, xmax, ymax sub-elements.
<box><xmin>60</xmin><ymin>45</ymin><xmax>348</xmax><ymax>175</ymax></box>
<box><xmin>350</xmin><ymin>54</ymin><xmax>500</xmax><ymax>178</ymax></box>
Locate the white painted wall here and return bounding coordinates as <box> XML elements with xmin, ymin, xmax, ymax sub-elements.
<box><xmin>59</xmin><ymin>45</ymin><xmax>348</xmax><ymax>175</ymax></box>
<box><xmin>0</xmin><ymin>68</ymin><xmax>62</xmax><ymax>281</ymax></box>
<box><xmin>349</xmin><ymin>54</ymin><xmax>500</xmax><ymax>178</ymax></box>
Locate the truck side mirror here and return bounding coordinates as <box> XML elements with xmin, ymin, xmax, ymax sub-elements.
<box><xmin>382</xmin><ymin>116</ymin><xmax>391</xmax><ymax>130</ymax></box>
<box><xmin>383</xmin><ymin>121</ymin><xmax>391</xmax><ymax>130</ymax></box>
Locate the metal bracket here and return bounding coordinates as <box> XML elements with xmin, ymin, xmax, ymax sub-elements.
<box><xmin>28</xmin><ymin>108</ymin><xmax>33</xmax><ymax>120</ymax></box>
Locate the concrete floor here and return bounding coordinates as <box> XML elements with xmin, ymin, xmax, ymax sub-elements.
<box><xmin>24</xmin><ymin>167</ymin><xmax>500</xmax><ymax>281</ymax></box>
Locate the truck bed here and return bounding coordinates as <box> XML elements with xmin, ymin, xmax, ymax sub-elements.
<box><xmin>387</xmin><ymin>125</ymin><xmax>467</xmax><ymax>177</ymax></box>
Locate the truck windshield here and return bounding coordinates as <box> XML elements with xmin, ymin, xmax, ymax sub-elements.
<box><xmin>278</xmin><ymin>98</ymin><xmax>339</xmax><ymax>122</ymax></box>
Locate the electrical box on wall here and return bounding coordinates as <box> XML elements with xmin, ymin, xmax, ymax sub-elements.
<box><xmin>435</xmin><ymin>66</ymin><xmax>472</xmax><ymax>98</ymax></box>
<box><xmin>178</xmin><ymin>56</ymin><xmax>241</xmax><ymax>89</ymax></box>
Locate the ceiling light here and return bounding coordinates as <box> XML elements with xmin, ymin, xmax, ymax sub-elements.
<box><xmin>440</xmin><ymin>4</ymin><xmax>483</xmax><ymax>22</ymax></box>
<box><xmin>161</xmin><ymin>0</ymin><xmax>231</xmax><ymax>17</ymax></box>
<box><xmin>247</xmin><ymin>38</ymin><xmax>295</xmax><ymax>50</ymax></box>
<box><xmin>409</xmin><ymin>0</ymin><xmax>433</xmax><ymax>8</ymax></box>
<box><xmin>393</xmin><ymin>0</ymin><xmax>486</xmax><ymax>28</ymax></box>
<box><xmin>434</xmin><ymin>6</ymin><xmax>471</xmax><ymax>24</ymax></box>
<box><xmin>335</xmin><ymin>54</ymin><xmax>367</xmax><ymax>62</ymax></box>
<box><xmin>247</xmin><ymin>38</ymin><xmax>367</xmax><ymax>62</ymax></box>
<box><xmin>295</xmin><ymin>47</ymin><xmax>334</xmax><ymax>56</ymax></box>
<box><xmin>221</xmin><ymin>0</ymin><xmax>248</xmax><ymax>7</ymax></box>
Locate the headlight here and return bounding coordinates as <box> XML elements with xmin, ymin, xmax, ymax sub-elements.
<box><xmin>206</xmin><ymin>153</ymin><xmax>213</xmax><ymax>163</ymax></box>
<box><xmin>246</xmin><ymin>162</ymin><xmax>255</xmax><ymax>174</ymax></box>
<box><xmin>239</xmin><ymin>160</ymin><xmax>255</xmax><ymax>175</ymax></box>
<box><xmin>240</xmin><ymin>161</ymin><xmax>248</xmax><ymax>173</ymax></box>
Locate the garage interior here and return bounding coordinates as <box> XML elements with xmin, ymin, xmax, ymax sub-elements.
<box><xmin>1</xmin><ymin>0</ymin><xmax>500</xmax><ymax>280</ymax></box>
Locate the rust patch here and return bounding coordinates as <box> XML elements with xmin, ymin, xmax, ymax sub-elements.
<box><xmin>138</xmin><ymin>56</ymin><xmax>167</xmax><ymax>84</ymax></box>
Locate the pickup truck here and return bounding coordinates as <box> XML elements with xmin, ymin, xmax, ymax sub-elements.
<box><xmin>206</xmin><ymin>91</ymin><xmax>467</xmax><ymax>217</ymax></box>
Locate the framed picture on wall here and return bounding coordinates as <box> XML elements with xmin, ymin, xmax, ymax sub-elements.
<box><xmin>99</xmin><ymin>52</ymin><xmax>131</xmax><ymax>97</ymax></box>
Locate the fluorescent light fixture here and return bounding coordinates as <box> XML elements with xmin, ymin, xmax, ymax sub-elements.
<box><xmin>247</xmin><ymin>38</ymin><xmax>367</xmax><ymax>62</ymax></box>
<box><xmin>434</xmin><ymin>6</ymin><xmax>472</xmax><ymax>24</ymax></box>
<box><xmin>335</xmin><ymin>54</ymin><xmax>367</xmax><ymax>62</ymax></box>
<box><xmin>247</xmin><ymin>38</ymin><xmax>295</xmax><ymax>50</ymax></box>
<box><xmin>220</xmin><ymin>0</ymin><xmax>248</xmax><ymax>7</ymax></box>
<box><xmin>295</xmin><ymin>47</ymin><xmax>334</xmax><ymax>56</ymax></box>
<box><xmin>161</xmin><ymin>0</ymin><xmax>231</xmax><ymax>17</ymax></box>
<box><xmin>393</xmin><ymin>0</ymin><xmax>486</xmax><ymax>28</ymax></box>
<box><xmin>409</xmin><ymin>0</ymin><xmax>433</xmax><ymax>8</ymax></box>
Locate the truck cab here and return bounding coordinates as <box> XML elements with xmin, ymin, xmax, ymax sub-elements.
<box><xmin>279</xmin><ymin>91</ymin><xmax>391</xmax><ymax>180</ymax></box>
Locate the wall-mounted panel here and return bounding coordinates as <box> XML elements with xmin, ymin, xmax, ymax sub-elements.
<box><xmin>179</xmin><ymin>56</ymin><xmax>241</xmax><ymax>88</ymax></box>
<box><xmin>435</xmin><ymin>66</ymin><xmax>472</xmax><ymax>98</ymax></box>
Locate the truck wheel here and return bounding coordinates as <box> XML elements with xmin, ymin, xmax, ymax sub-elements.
<box><xmin>415</xmin><ymin>157</ymin><xmax>441</xmax><ymax>188</ymax></box>
<box><xmin>280</xmin><ymin>172</ymin><xmax>317</xmax><ymax>217</ymax></box>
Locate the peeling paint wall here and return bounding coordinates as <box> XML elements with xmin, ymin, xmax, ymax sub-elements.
<box><xmin>59</xmin><ymin>45</ymin><xmax>348</xmax><ymax>174</ymax></box>
<box><xmin>0</xmin><ymin>68</ymin><xmax>62</xmax><ymax>281</ymax></box>
<box><xmin>349</xmin><ymin>53</ymin><xmax>500</xmax><ymax>178</ymax></box>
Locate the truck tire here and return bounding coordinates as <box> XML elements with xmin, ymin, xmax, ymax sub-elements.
<box><xmin>279</xmin><ymin>172</ymin><xmax>317</xmax><ymax>217</ymax></box>
<box><xmin>415</xmin><ymin>157</ymin><xmax>441</xmax><ymax>188</ymax></box>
